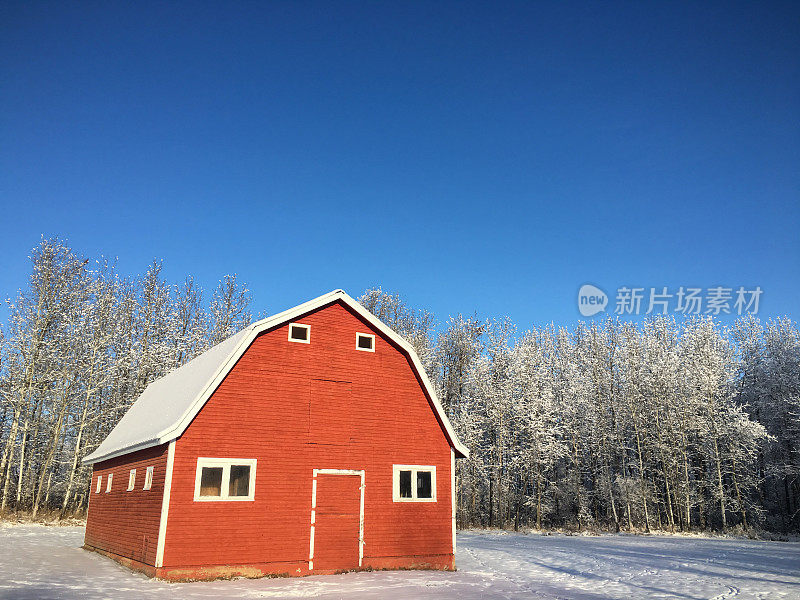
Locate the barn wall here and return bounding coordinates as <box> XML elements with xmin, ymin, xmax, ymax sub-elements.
<box><xmin>84</xmin><ymin>443</ymin><xmax>168</xmax><ymax>566</ymax></box>
<box><xmin>162</xmin><ymin>300</ymin><xmax>454</xmax><ymax>573</ymax></box>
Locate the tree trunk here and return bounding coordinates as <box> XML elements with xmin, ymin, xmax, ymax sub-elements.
<box><xmin>605</xmin><ymin>457</ymin><xmax>620</xmax><ymax>532</ymax></box>
<box><xmin>32</xmin><ymin>406</ymin><xmax>68</xmax><ymax>517</ymax></box>
<box><xmin>634</xmin><ymin>429</ymin><xmax>650</xmax><ymax>532</ymax></box>
<box><xmin>681</xmin><ymin>443</ymin><xmax>691</xmax><ymax>530</ymax></box>
<box><xmin>662</xmin><ymin>458</ymin><xmax>675</xmax><ymax>531</ymax></box>
<box><xmin>713</xmin><ymin>437</ymin><xmax>727</xmax><ymax>529</ymax></box>
<box><xmin>731</xmin><ymin>455</ymin><xmax>747</xmax><ymax>530</ymax></box>
<box><xmin>61</xmin><ymin>390</ymin><xmax>92</xmax><ymax>514</ymax></box>
<box><xmin>14</xmin><ymin>411</ymin><xmax>31</xmax><ymax>507</ymax></box>
<box><xmin>0</xmin><ymin>408</ymin><xmax>21</xmax><ymax>507</ymax></box>
<box><xmin>573</xmin><ymin>433</ymin><xmax>582</xmax><ymax>530</ymax></box>
<box><xmin>536</xmin><ymin>464</ymin><xmax>543</xmax><ymax>529</ymax></box>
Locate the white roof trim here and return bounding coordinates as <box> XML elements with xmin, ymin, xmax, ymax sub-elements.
<box><xmin>83</xmin><ymin>290</ymin><xmax>468</xmax><ymax>464</ymax></box>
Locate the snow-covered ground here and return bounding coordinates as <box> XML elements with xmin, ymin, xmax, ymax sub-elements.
<box><xmin>2</xmin><ymin>525</ymin><xmax>799</xmax><ymax>599</ymax></box>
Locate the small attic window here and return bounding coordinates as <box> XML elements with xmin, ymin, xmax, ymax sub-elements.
<box><xmin>96</xmin><ymin>476</ymin><xmax>102</xmax><ymax>494</ymax></box>
<box><xmin>143</xmin><ymin>466</ymin><xmax>154</xmax><ymax>490</ymax></box>
<box><xmin>288</xmin><ymin>323</ymin><xmax>310</xmax><ymax>343</ymax></box>
<box><xmin>356</xmin><ymin>332</ymin><xmax>375</xmax><ymax>352</ymax></box>
<box><xmin>106</xmin><ymin>473</ymin><xmax>113</xmax><ymax>493</ymax></box>
<box><xmin>127</xmin><ymin>469</ymin><xmax>136</xmax><ymax>491</ymax></box>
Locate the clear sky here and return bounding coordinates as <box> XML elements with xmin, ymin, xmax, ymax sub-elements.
<box><xmin>1</xmin><ymin>2</ymin><xmax>798</xmax><ymax>330</ymax></box>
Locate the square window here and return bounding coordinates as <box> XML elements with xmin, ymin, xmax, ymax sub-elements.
<box><xmin>199</xmin><ymin>467</ymin><xmax>223</xmax><ymax>497</ymax></box>
<box><xmin>356</xmin><ymin>332</ymin><xmax>375</xmax><ymax>352</ymax></box>
<box><xmin>417</xmin><ymin>471</ymin><xmax>432</xmax><ymax>499</ymax></box>
<box><xmin>105</xmin><ymin>473</ymin><xmax>113</xmax><ymax>493</ymax></box>
<box><xmin>127</xmin><ymin>469</ymin><xmax>136</xmax><ymax>491</ymax></box>
<box><xmin>143</xmin><ymin>466</ymin><xmax>154</xmax><ymax>490</ymax></box>
<box><xmin>229</xmin><ymin>465</ymin><xmax>251</xmax><ymax>497</ymax></box>
<box><xmin>194</xmin><ymin>458</ymin><xmax>257</xmax><ymax>501</ymax></box>
<box><xmin>288</xmin><ymin>323</ymin><xmax>310</xmax><ymax>343</ymax></box>
<box><xmin>392</xmin><ymin>465</ymin><xmax>436</xmax><ymax>502</ymax></box>
<box><xmin>399</xmin><ymin>470</ymin><xmax>412</xmax><ymax>498</ymax></box>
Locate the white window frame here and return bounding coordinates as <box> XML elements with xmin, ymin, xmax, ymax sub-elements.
<box><xmin>193</xmin><ymin>457</ymin><xmax>257</xmax><ymax>502</ymax></box>
<box><xmin>105</xmin><ymin>473</ymin><xmax>113</xmax><ymax>493</ymax></box>
<box><xmin>392</xmin><ymin>465</ymin><xmax>436</xmax><ymax>502</ymax></box>
<box><xmin>288</xmin><ymin>323</ymin><xmax>311</xmax><ymax>344</ymax></box>
<box><xmin>96</xmin><ymin>475</ymin><xmax>102</xmax><ymax>494</ymax></box>
<box><xmin>127</xmin><ymin>469</ymin><xmax>136</xmax><ymax>491</ymax></box>
<box><xmin>355</xmin><ymin>332</ymin><xmax>375</xmax><ymax>352</ymax></box>
<box><xmin>143</xmin><ymin>466</ymin><xmax>154</xmax><ymax>490</ymax></box>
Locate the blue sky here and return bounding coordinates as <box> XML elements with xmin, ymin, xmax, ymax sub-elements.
<box><xmin>1</xmin><ymin>2</ymin><xmax>798</xmax><ymax>330</ymax></box>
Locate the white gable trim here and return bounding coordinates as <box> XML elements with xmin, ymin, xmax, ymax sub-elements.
<box><xmin>83</xmin><ymin>290</ymin><xmax>469</xmax><ymax>464</ymax></box>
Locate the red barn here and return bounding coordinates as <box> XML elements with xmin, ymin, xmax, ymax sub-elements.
<box><xmin>82</xmin><ymin>290</ymin><xmax>469</xmax><ymax>581</ymax></box>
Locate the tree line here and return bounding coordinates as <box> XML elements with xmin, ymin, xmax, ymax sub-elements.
<box><xmin>1</xmin><ymin>240</ymin><xmax>798</xmax><ymax>533</ymax></box>
<box><xmin>0</xmin><ymin>239</ymin><xmax>253</xmax><ymax>517</ymax></box>
<box><xmin>360</xmin><ymin>290</ymin><xmax>799</xmax><ymax>533</ymax></box>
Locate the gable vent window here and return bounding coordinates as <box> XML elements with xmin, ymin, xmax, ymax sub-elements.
<box><xmin>288</xmin><ymin>323</ymin><xmax>311</xmax><ymax>344</ymax></box>
<box><xmin>143</xmin><ymin>466</ymin><xmax>154</xmax><ymax>490</ymax></box>
<box><xmin>356</xmin><ymin>332</ymin><xmax>375</xmax><ymax>352</ymax></box>
<box><xmin>194</xmin><ymin>458</ymin><xmax>257</xmax><ymax>501</ymax></box>
<box><xmin>127</xmin><ymin>469</ymin><xmax>136</xmax><ymax>491</ymax></box>
<box><xmin>392</xmin><ymin>465</ymin><xmax>436</xmax><ymax>502</ymax></box>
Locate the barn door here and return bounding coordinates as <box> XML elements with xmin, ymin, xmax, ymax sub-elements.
<box><xmin>309</xmin><ymin>469</ymin><xmax>364</xmax><ymax>572</ymax></box>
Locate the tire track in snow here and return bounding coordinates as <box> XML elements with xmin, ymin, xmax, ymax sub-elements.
<box><xmin>710</xmin><ymin>585</ymin><xmax>740</xmax><ymax>600</ymax></box>
<box><xmin>460</xmin><ymin>540</ymin><xmax>607</xmax><ymax>600</ymax></box>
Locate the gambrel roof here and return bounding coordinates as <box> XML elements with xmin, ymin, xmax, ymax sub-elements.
<box><xmin>83</xmin><ymin>290</ymin><xmax>469</xmax><ymax>464</ymax></box>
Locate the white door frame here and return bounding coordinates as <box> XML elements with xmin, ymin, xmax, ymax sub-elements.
<box><xmin>308</xmin><ymin>468</ymin><xmax>365</xmax><ymax>571</ymax></box>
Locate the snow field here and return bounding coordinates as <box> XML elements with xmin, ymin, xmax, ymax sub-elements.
<box><xmin>2</xmin><ymin>525</ymin><xmax>798</xmax><ymax>599</ymax></box>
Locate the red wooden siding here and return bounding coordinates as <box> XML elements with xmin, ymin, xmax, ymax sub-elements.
<box><xmin>84</xmin><ymin>443</ymin><xmax>168</xmax><ymax>566</ymax></box>
<box><xmin>162</xmin><ymin>300</ymin><xmax>454</xmax><ymax>573</ymax></box>
<box><xmin>311</xmin><ymin>379</ymin><xmax>354</xmax><ymax>444</ymax></box>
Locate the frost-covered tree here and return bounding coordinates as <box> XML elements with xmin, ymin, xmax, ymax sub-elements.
<box><xmin>512</xmin><ymin>328</ymin><xmax>568</xmax><ymax>529</ymax></box>
<box><xmin>0</xmin><ymin>259</ymin><xmax>796</xmax><ymax>530</ymax></box>
<box><xmin>358</xmin><ymin>288</ymin><xmax>436</xmax><ymax>371</ymax></box>
<box><xmin>0</xmin><ymin>240</ymin><xmax>256</xmax><ymax>516</ymax></box>
<box><xmin>360</xmin><ymin>289</ymin><xmax>794</xmax><ymax>533</ymax></box>
<box><xmin>208</xmin><ymin>274</ymin><xmax>252</xmax><ymax>347</ymax></box>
